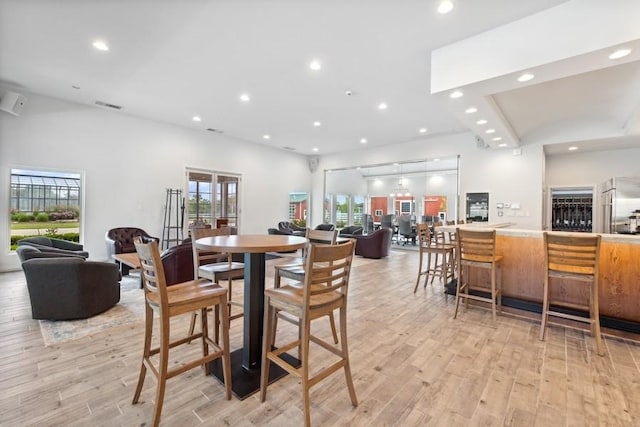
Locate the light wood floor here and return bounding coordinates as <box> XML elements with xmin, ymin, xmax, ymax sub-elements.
<box><xmin>1</xmin><ymin>251</ymin><xmax>639</xmax><ymax>426</ymax></box>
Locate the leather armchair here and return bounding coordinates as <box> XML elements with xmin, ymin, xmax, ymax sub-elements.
<box><xmin>353</xmin><ymin>227</ymin><xmax>392</xmax><ymax>259</ymax></box>
<box><xmin>315</xmin><ymin>223</ymin><xmax>335</xmax><ymax>231</ymax></box>
<box><xmin>20</xmin><ymin>256</ymin><xmax>121</xmax><ymax>320</ymax></box>
<box><xmin>105</xmin><ymin>227</ymin><xmax>159</xmax><ymax>275</ymax></box>
<box><xmin>161</xmin><ymin>243</ymin><xmax>195</xmax><ymax>286</ymax></box>
<box><xmin>17</xmin><ymin>236</ymin><xmax>88</xmax><ymax>258</ymax></box>
<box><xmin>339</xmin><ymin>226</ymin><xmax>363</xmax><ymax>236</ymax></box>
<box><xmin>276</xmin><ymin>221</ymin><xmax>306</xmax><ymax>236</ymax></box>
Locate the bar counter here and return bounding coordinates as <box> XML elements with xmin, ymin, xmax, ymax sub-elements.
<box><xmin>440</xmin><ymin>225</ymin><xmax>640</xmax><ymax>329</ymax></box>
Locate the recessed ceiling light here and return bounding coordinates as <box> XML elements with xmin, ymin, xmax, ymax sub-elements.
<box><xmin>568</xmin><ymin>146</ymin><xmax>579</xmax><ymax>151</ymax></box>
<box><xmin>309</xmin><ymin>60</ymin><xmax>322</xmax><ymax>71</ymax></box>
<box><xmin>378</xmin><ymin>102</ymin><xmax>388</xmax><ymax>110</ymax></box>
<box><xmin>92</xmin><ymin>40</ymin><xmax>109</xmax><ymax>51</ymax></box>
<box><xmin>476</xmin><ymin>119</ymin><xmax>488</xmax><ymax>125</ymax></box>
<box><xmin>517</xmin><ymin>73</ymin><xmax>535</xmax><ymax>82</ymax></box>
<box><xmin>192</xmin><ymin>116</ymin><xmax>202</xmax><ymax>122</ymax></box>
<box><xmin>263</xmin><ymin>134</ymin><xmax>271</xmax><ymax>140</ymax></box>
<box><xmin>419</xmin><ymin>128</ymin><xmax>428</xmax><ymax>133</ymax></box>
<box><xmin>360</xmin><ymin>138</ymin><xmax>367</xmax><ymax>144</ymax></box>
<box><xmin>498</xmin><ymin>143</ymin><xmax>508</xmax><ymax>147</ymax></box>
<box><xmin>492</xmin><ymin>136</ymin><xmax>502</xmax><ymax>141</ymax></box>
<box><xmin>313</xmin><ymin>121</ymin><xmax>321</xmax><ymax>127</ymax></box>
<box><xmin>433</xmin><ymin>158</ymin><xmax>441</xmax><ymax>162</ymax></box>
<box><xmin>465</xmin><ymin>107</ymin><xmax>478</xmax><ymax>114</ymax></box>
<box><xmin>609</xmin><ymin>48</ymin><xmax>631</xmax><ymax>60</ymax></box>
<box><xmin>449</xmin><ymin>90</ymin><xmax>463</xmax><ymax>99</ymax></box>
<box><xmin>438</xmin><ymin>1</ymin><xmax>454</xmax><ymax>14</ymax></box>
<box><xmin>485</xmin><ymin>128</ymin><xmax>496</xmax><ymax>134</ymax></box>
<box><xmin>312</xmin><ymin>147</ymin><xmax>319</xmax><ymax>152</ymax></box>
<box><xmin>239</xmin><ymin>93</ymin><xmax>250</xmax><ymax>102</ymax></box>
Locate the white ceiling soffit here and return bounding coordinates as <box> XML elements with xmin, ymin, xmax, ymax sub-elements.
<box><xmin>431</xmin><ymin>0</ymin><xmax>640</xmax><ymax>150</ymax></box>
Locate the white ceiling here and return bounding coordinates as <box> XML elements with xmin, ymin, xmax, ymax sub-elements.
<box><xmin>1</xmin><ymin>0</ymin><xmax>639</xmax><ymax>157</ymax></box>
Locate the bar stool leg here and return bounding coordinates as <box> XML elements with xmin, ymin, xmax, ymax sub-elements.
<box><xmin>490</xmin><ymin>264</ymin><xmax>497</xmax><ymax>321</ymax></box>
<box><xmin>591</xmin><ymin>283</ymin><xmax>603</xmax><ymax>356</ymax></box>
<box><xmin>539</xmin><ymin>276</ymin><xmax>550</xmax><ymax>341</ymax></box>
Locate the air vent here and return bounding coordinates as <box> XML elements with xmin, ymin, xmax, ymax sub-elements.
<box><xmin>95</xmin><ymin>100</ymin><xmax>122</xmax><ymax>110</ymax></box>
<box><xmin>282</xmin><ymin>146</ymin><xmax>296</xmax><ymax>151</ymax></box>
<box><xmin>206</xmin><ymin>128</ymin><xmax>224</xmax><ymax>134</ymax></box>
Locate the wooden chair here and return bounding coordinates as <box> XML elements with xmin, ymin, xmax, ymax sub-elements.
<box><xmin>540</xmin><ymin>232</ymin><xmax>603</xmax><ymax>355</ymax></box>
<box><xmin>189</xmin><ymin>226</ymin><xmax>244</xmax><ymax>339</ymax></box>
<box><xmin>414</xmin><ymin>223</ymin><xmax>455</xmax><ymax>292</ymax></box>
<box><xmin>131</xmin><ymin>237</ymin><xmax>231</xmax><ymax>427</ymax></box>
<box><xmin>454</xmin><ymin>228</ymin><xmax>503</xmax><ymax>320</ymax></box>
<box><xmin>273</xmin><ymin>228</ymin><xmax>340</xmax><ymax>344</ymax></box>
<box><xmin>260</xmin><ymin>240</ymin><xmax>358</xmax><ymax>427</ymax></box>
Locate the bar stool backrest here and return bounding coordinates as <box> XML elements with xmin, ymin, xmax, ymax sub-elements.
<box><xmin>457</xmin><ymin>228</ymin><xmax>497</xmax><ymax>264</ymax></box>
<box><xmin>544</xmin><ymin>233</ymin><xmax>600</xmax><ymax>279</ymax></box>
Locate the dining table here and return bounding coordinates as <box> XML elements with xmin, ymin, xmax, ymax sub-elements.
<box><xmin>195</xmin><ymin>234</ymin><xmax>307</xmax><ymax>399</ymax></box>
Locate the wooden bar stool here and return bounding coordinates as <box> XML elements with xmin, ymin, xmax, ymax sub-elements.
<box><xmin>189</xmin><ymin>226</ymin><xmax>244</xmax><ymax>340</ymax></box>
<box><xmin>260</xmin><ymin>240</ymin><xmax>358</xmax><ymax>427</ymax></box>
<box><xmin>540</xmin><ymin>232</ymin><xmax>603</xmax><ymax>356</ymax></box>
<box><xmin>414</xmin><ymin>223</ymin><xmax>455</xmax><ymax>292</ymax></box>
<box><xmin>273</xmin><ymin>228</ymin><xmax>340</xmax><ymax>344</ymax></box>
<box><xmin>454</xmin><ymin>228</ymin><xmax>503</xmax><ymax>320</ymax></box>
<box><xmin>132</xmin><ymin>237</ymin><xmax>231</xmax><ymax>427</ymax></box>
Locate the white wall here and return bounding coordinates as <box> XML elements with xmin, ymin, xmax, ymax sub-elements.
<box><xmin>312</xmin><ymin>133</ymin><xmax>545</xmax><ymax>230</ymax></box>
<box><xmin>0</xmin><ymin>92</ymin><xmax>311</xmax><ymax>271</ymax></box>
<box><xmin>546</xmin><ymin>146</ymin><xmax>640</xmax><ymax>187</ymax></box>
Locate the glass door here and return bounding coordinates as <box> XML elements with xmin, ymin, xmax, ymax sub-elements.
<box><xmin>187</xmin><ymin>169</ymin><xmax>241</xmax><ymax>231</ymax></box>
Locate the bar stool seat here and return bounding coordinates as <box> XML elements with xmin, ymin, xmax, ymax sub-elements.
<box><xmin>540</xmin><ymin>232</ymin><xmax>603</xmax><ymax>356</ymax></box>
<box><xmin>454</xmin><ymin>228</ymin><xmax>503</xmax><ymax>320</ymax></box>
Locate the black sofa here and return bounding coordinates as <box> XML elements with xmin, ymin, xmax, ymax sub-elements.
<box><xmin>17</xmin><ymin>236</ymin><xmax>89</xmax><ymax>258</ymax></box>
<box><xmin>18</xmin><ymin>246</ymin><xmax>121</xmax><ymax>320</ymax></box>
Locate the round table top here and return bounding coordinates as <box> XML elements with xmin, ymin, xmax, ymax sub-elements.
<box><xmin>195</xmin><ymin>234</ymin><xmax>307</xmax><ymax>253</ymax></box>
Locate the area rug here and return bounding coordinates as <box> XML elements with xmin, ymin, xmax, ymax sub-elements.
<box><xmin>39</xmin><ymin>276</ymin><xmax>145</xmax><ymax>346</ymax></box>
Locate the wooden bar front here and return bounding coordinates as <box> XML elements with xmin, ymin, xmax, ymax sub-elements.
<box><xmin>466</xmin><ymin>230</ymin><xmax>640</xmax><ymax>324</ymax></box>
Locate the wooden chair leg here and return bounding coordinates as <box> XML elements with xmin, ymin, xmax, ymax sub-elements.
<box><xmin>187</xmin><ymin>311</ymin><xmax>198</xmax><ymax>343</ymax></box>
<box><xmin>340</xmin><ymin>306</ymin><xmax>358</xmax><ymax>407</ymax></box>
<box><xmin>497</xmin><ymin>266</ymin><xmax>503</xmax><ymax>315</ymax></box>
<box><xmin>219</xmin><ymin>295</ymin><xmax>232</xmax><ymax>399</ymax></box>
<box><xmin>327</xmin><ymin>313</ymin><xmax>339</xmax><ymax>344</ymax></box>
<box><xmin>151</xmin><ymin>316</ymin><xmax>170</xmax><ymax>427</ymax></box>
<box><xmin>414</xmin><ymin>251</ymin><xmax>423</xmax><ymax>293</ymax></box>
<box><xmin>490</xmin><ymin>266</ymin><xmax>497</xmax><ymax>321</ymax></box>
<box><xmin>454</xmin><ymin>265</ymin><xmax>462</xmax><ymax>319</ymax></box>
<box><xmin>591</xmin><ymin>283</ymin><xmax>604</xmax><ymax>356</ymax></box>
<box><xmin>132</xmin><ymin>304</ymin><xmax>153</xmax><ymax>404</ymax></box>
<box><xmin>200</xmin><ymin>307</ymin><xmax>210</xmax><ymax>375</ymax></box>
<box><xmin>301</xmin><ymin>317</ymin><xmax>312</xmax><ymax>427</ymax></box>
<box><xmin>540</xmin><ymin>277</ymin><xmax>550</xmax><ymax>341</ymax></box>
<box><xmin>424</xmin><ymin>251</ymin><xmax>433</xmax><ymax>289</ymax></box>
<box><xmin>260</xmin><ymin>297</ymin><xmax>274</xmax><ymax>402</ymax></box>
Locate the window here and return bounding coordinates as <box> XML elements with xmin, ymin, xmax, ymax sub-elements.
<box><xmin>9</xmin><ymin>168</ymin><xmax>82</xmax><ymax>249</ymax></box>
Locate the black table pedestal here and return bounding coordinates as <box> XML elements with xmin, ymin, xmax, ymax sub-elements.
<box><xmin>209</xmin><ymin>348</ymin><xmax>300</xmax><ymax>400</ymax></box>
